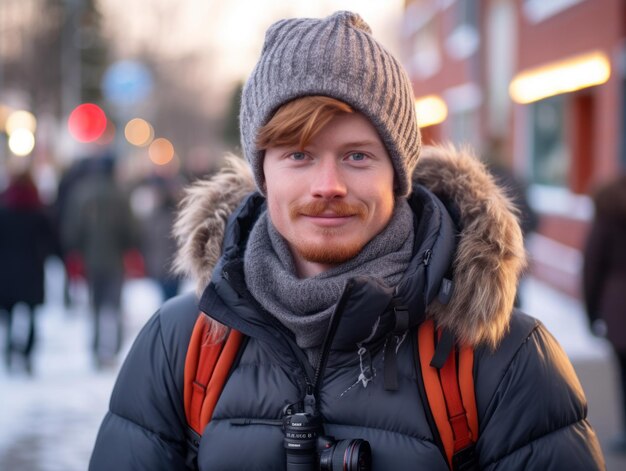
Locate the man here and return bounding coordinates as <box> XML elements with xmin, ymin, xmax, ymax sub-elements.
<box><xmin>90</xmin><ymin>11</ymin><xmax>604</xmax><ymax>470</ymax></box>
<box><xmin>583</xmin><ymin>174</ymin><xmax>626</xmax><ymax>453</ymax></box>
<box><xmin>63</xmin><ymin>154</ymin><xmax>139</xmax><ymax>368</ymax></box>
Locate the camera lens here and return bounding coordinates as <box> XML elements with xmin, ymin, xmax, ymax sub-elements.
<box><xmin>319</xmin><ymin>438</ymin><xmax>372</xmax><ymax>471</ymax></box>
<box><xmin>284</xmin><ymin>412</ymin><xmax>322</xmax><ymax>471</ymax></box>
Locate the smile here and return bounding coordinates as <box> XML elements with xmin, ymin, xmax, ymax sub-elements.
<box><xmin>302</xmin><ymin>214</ymin><xmax>355</xmax><ymax>227</ymax></box>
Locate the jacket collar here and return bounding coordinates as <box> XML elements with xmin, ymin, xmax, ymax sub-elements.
<box><xmin>201</xmin><ymin>183</ymin><xmax>455</xmax><ymax>350</ymax></box>
<box><xmin>174</xmin><ymin>144</ymin><xmax>526</xmax><ymax>348</ymax></box>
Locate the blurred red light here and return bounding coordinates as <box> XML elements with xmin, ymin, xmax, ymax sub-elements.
<box><xmin>68</xmin><ymin>103</ymin><xmax>107</xmax><ymax>143</ymax></box>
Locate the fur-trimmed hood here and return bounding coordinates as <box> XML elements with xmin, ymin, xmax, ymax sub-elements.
<box><xmin>173</xmin><ymin>145</ymin><xmax>526</xmax><ymax>348</ymax></box>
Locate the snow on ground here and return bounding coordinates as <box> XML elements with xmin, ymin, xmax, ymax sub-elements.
<box><xmin>519</xmin><ymin>276</ymin><xmax>612</xmax><ymax>360</ymax></box>
<box><xmin>0</xmin><ymin>259</ymin><xmax>162</xmax><ymax>470</ymax></box>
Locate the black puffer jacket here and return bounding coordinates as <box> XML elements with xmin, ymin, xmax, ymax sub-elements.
<box><xmin>90</xmin><ymin>146</ymin><xmax>604</xmax><ymax>470</ymax></box>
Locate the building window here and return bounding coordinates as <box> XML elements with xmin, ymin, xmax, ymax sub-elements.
<box><xmin>486</xmin><ymin>0</ymin><xmax>516</xmax><ymax>136</ymax></box>
<box><xmin>448</xmin><ymin>108</ymin><xmax>479</xmax><ymax>148</ymax></box>
<box><xmin>411</xmin><ymin>20</ymin><xmax>441</xmax><ymax>79</ymax></box>
<box><xmin>403</xmin><ymin>1</ymin><xmax>441</xmax><ymax>79</ymax></box>
<box><xmin>445</xmin><ymin>0</ymin><xmax>479</xmax><ymax>59</ymax></box>
<box><xmin>530</xmin><ymin>95</ymin><xmax>570</xmax><ymax>187</ymax></box>
<box><xmin>523</xmin><ymin>0</ymin><xmax>585</xmax><ymax>24</ymax></box>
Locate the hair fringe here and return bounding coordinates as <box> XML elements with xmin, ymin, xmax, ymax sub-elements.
<box><xmin>256</xmin><ymin>96</ymin><xmax>352</xmax><ymax>150</ymax></box>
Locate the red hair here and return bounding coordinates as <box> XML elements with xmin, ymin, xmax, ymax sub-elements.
<box><xmin>255</xmin><ymin>96</ymin><xmax>352</xmax><ymax>150</ymax></box>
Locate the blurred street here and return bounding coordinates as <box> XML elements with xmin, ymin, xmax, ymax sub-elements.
<box><xmin>0</xmin><ymin>260</ymin><xmax>623</xmax><ymax>470</ymax></box>
<box><xmin>0</xmin><ymin>259</ymin><xmax>162</xmax><ymax>470</ymax></box>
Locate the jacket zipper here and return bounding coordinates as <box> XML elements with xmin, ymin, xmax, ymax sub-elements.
<box><xmin>309</xmin><ymin>279</ymin><xmax>355</xmax><ymax>406</ymax></box>
<box><xmin>221</xmin><ymin>263</ymin><xmax>317</xmax><ymax>398</ymax></box>
<box><xmin>271</xmin><ymin>279</ymin><xmax>355</xmax><ymax>415</ymax></box>
<box><xmin>221</xmin><ymin>264</ymin><xmax>355</xmax><ymax>415</ymax></box>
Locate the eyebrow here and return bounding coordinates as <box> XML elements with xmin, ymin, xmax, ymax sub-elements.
<box><xmin>338</xmin><ymin>140</ymin><xmax>383</xmax><ymax>149</ymax></box>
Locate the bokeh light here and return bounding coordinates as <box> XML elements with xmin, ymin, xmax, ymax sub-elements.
<box><xmin>415</xmin><ymin>95</ymin><xmax>448</xmax><ymax>128</ymax></box>
<box><xmin>8</xmin><ymin>128</ymin><xmax>35</xmax><ymax>156</ymax></box>
<box><xmin>6</xmin><ymin>110</ymin><xmax>37</xmax><ymax>134</ymax></box>
<box><xmin>0</xmin><ymin>105</ymin><xmax>13</xmax><ymax>132</ymax></box>
<box><xmin>67</xmin><ymin>103</ymin><xmax>107</xmax><ymax>142</ymax></box>
<box><xmin>125</xmin><ymin>118</ymin><xmax>154</xmax><ymax>147</ymax></box>
<box><xmin>510</xmin><ymin>51</ymin><xmax>611</xmax><ymax>104</ymax></box>
<box><xmin>148</xmin><ymin>137</ymin><xmax>175</xmax><ymax>165</ymax></box>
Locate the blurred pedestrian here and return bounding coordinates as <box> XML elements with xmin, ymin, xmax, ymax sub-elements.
<box><xmin>63</xmin><ymin>154</ymin><xmax>139</xmax><ymax>368</ymax></box>
<box><xmin>485</xmin><ymin>137</ymin><xmax>538</xmax><ymax>240</ymax></box>
<box><xmin>54</xmin><ymin>156</ymin><xmax>101</xmax><ymax>307</ymax></box>
<box><xmin>0</xmin><ymin>171</ymin><xmax>58</xmax><ymax>374</ymax></box>
<box><xmin>583</xmin><ymin>173</ymin><xmax>626</xmax><ymax>452</ymax></box>
<box><xmin>485</xmin><ymin>137</ymin><xmax>538</xmax><ymax>308</ymax></box>
<box><xmin>136</xmin><ymin>176</ymin><xmax>181</xmax><ymax>302</ymax></box>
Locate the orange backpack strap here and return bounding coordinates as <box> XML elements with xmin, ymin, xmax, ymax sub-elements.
<box><xmin>184</xmin><ymin>314</ymin><xmax>244</xmax><ymax>436</ymax></box>
<box><xmin>418</xmin><ymin>319</ymin><xmax>478</xmax><ymax>470</ymax></box>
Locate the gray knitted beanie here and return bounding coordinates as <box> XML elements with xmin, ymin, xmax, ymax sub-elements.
<box><xmin>240</xmin><ymin>10</ymin><xmax>421</xmax><ymax>197</ymax></box>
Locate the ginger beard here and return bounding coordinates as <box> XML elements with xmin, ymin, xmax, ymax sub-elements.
<box><xmin>285</xmin><ymin>199</ymin><xmax>371</xmax><ymax>265</ymax></box>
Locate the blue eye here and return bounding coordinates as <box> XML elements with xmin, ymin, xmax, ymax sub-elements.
<box><xmin>290</xmin><ymin>152</ymin><xmax>306</xmax><ymax>161</ymax></box>
<box><xmin>348</xmin><ymin>153</ymin><xmax>366</xmax><ymax>161</ymax></box>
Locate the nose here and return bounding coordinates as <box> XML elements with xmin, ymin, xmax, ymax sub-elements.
<box><xmin>310</xmin><ymin>157</ymin><xmax>347</xmax><ymax>199</ymax></box>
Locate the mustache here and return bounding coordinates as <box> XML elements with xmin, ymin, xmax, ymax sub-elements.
<box><xmin>289</xmin><ymin>200</ymin><xmax>367</xmax><ymax>218</ymax></box>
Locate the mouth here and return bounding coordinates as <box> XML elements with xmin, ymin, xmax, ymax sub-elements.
<box><xmin>301</xmin><ymin>212</ymin><xmax>355</xmax><ymax>227</ymax></box>
<box><xmin>302</xmin><ymin>211</ymin><xmax>354</xmax><ymax>218</ymax></box>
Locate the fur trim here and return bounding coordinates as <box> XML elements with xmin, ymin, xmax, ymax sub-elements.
<box><xmin>172</xmin><ymin>154</ymin><xmax>255</xmax><ymax>296</ymax></box>
<box><xmin>414</xmin><ymin>144</ymin><xmax>526</xmax><ymax>349</ymax></box>
<box><xmin>174</xmin><ymin>144</ymin><xmax>526</xmax><ymax>348</ymax></box>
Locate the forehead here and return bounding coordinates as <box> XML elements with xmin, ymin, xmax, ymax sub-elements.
<box><xmin>308</xmin><ymin>112</ymin><xmax>386</xmax><ymax>147</ymax></box>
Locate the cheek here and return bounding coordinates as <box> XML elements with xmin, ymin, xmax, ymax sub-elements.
<box><xmin>265</xmin><ymin>192</ymin><xmax>289</xmax><ymax>230</ymax></box>
<box><xmin>374</xmin><ymin>189</ymin><xmax>395</xmax><ymax>226</ymax></box>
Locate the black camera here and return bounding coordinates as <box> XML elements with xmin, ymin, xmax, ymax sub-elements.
<box><xmin>283</xmin><ymin>411</ymin><xmax>372</xmax><ymax>471</ymax></box>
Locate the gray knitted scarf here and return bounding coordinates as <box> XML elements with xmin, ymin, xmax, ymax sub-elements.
<box><xmin>243</xmin><ymin>200</ymin><xmax>414</xmax><ymax>351</ymax></box>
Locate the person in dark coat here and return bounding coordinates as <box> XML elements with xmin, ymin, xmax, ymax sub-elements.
<box><xmin>54</xmin><ymin>156</ymin><xmax>104</xmax><ymax>306</ymax></box>
<box><xmin>90</xmin><ymin>11</ymin><xmax>604</xmax><ymax>470</ymax></box>
<box><xmin>137</xmin><ymin>176</ymin><xmax>182</xmax><ymax>302</ymax></box>
<box><xmin>62</xmin><ymin>155</ymin><xmax>139</xmax><ymax>368</ymax></box>
<box><xmin>484</xmin><ymin>137</ymin><xmax>538</xmax><ymax>240</ymax></box>
<box><xmin>0</xmin><ymin>171</ymin><xmax>57</xmax><ymax>373</ymax></box>
<box><xmin>583</xmin><ymin>173</ymin><xmax>626</xmax><ymax>451</ymax></box>
<box><xmin>484</xmin><ymin>137</ymin><xmax>538</xmax><ymax>308</ymax></box>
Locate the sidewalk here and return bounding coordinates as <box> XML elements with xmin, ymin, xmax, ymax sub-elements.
<box><xmin>0</xmin><ymin>270</ymin><xmax>161</xmax><ymax>471</ymax></box>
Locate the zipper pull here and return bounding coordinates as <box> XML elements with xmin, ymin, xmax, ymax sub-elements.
<box><xmin>383</xmin><ymin>331</ymin><xmax>408</xmax><ymax>391</ymax></box>
<box><xmin>304</xmin><ymin>385</ymin><xmax>316</xmax><ymax>414</ymax></box>
<box><xmin>356</xmin><ymin>346</ymin><xmax>375</xmax><ymax>388</ymax></box>
<box><xmin>422</xmin><ymin>249</ymin><xmax>432</xmax><ymax>266</ymax></box>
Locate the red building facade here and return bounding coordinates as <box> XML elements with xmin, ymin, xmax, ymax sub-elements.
<box><xmin>403</xmin><ymin>0</ymin><xmax>625</xmax><ymax>297</ymax></box>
